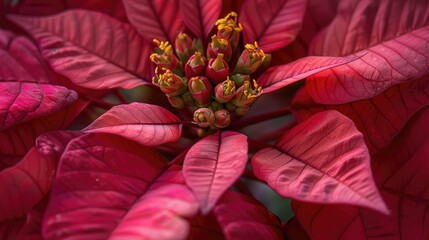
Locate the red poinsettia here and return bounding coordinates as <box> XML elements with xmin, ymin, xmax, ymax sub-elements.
<box><xmin>0</xmin><ymin>0</ymin><xmax>428</xmax><ymax>239</ymax></box>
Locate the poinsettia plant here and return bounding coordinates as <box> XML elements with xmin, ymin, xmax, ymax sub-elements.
<box><xmin>1</xmin><ymin>0</ymin><xmax>429</xmax><ymax>239</ymax></box>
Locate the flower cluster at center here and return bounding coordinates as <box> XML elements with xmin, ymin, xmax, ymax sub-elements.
<box><xmin>150</xmin><ymin>12</ymin><xmax>269</xmax><ymax>130</ymax></box>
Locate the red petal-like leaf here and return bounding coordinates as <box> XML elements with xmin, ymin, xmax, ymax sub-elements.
<box><xmin>239</xmin><ymin>0</ymin><xmax>307</xmax><ymax>52</ymax></box>
<box><xmin>0</xmin><ymin>82</ymin><xmax>77</xmax><ymax>130</ymax></box>
<box><xmin>292</xmin><ymin>107</ymin><xmax>429</xmax><ymax>240</ymax></box>
<box><xmin>252</xmin><ymin>111</ymin><xmax>388</xmax><ymax>213</ymax></box>
<box><xmin>258</xmin><ymin>55</ymin><xmax>360</xmax><ymax>94</ymax></box>
<box><xmin>0</xmin><ymin>98</ymin><xmax>88</xmax><ymax>159</ymax></box>
<box><xmin>0</xmin><ymin>29</ymin><xmax>58</xmax><ymax>83</ymax></box>
<box><xmin>183</xmin><ymin>131</ymin><xmax>248</xmax><ymax>214</ymax></box>
<box><xmin>188</xmin><ymin>214</ymin><xmax>223</xmax><ymax>240</ymax></box>
<box><xmin>0</xmin><ymin>148</ymin><xmax>54</xmax><ymax>220</ymax></box>
<box><xmin>292</xmin><ymin>74</ymin><xmax>429</xmax><ymax>153</ymax></box>
<box><xmin>307</xmin><ymin>0</ymin><xmax>429</xmax><ymax>104</ymax></box>
<box><xmin>42</xmin><ymin>133</ymin><xmax>200</xmax><ymax>239</ymax></box>
<box><xmin>180</xmin><ymin>0</ymin><xmax>221</xmax><ymax>39</ymax></box>
<box><xmin>83</xmin><ymin>103</ymin><xmax>182</xmax><ymax>146</ymax></box>
<box><xmin>213</xmin><ymin>190</ymin><xmax>283</xmax><ymax>240</ymax></box>
<box><xmin>8</xmin><ymin>10</ymin><xmax>152</xmax><ymax>90</ymax></box>
<box><xmin>0</xmin><ymin>218</ymin><xmax>24</xmax><ymax>240</ymax></box>
<box><xmin>122</xmin><ymin>0</ymin><xmax>183</xmax><ymax>43</ymax></box>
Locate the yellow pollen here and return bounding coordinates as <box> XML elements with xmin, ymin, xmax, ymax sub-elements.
<box><xmin>243</xmin><ymin>80</ymin><xmax>262</xmax><ymax>99</ymax></box>
<box><xmin>153</xmin><ymin>39</ymin><xmax>172</xmax><ymax>54</ymax></box>
<box><xmin>215</xmin><ymin>12</ymin><xmax>242</xmax><ymax>32</ymax></box>
<box><xmin>223</xmin><ymin>77</ymin><xmax>236</xmax><ymax>95</ymax></box>
<box><xmin>211</xmin><ymin>35</ymin><xmax>228</xmax><ymax>48</ymax></box>
<box><xmin>245</xmin><ymin>41</ymin><xmax>266</xmax><ymax>61</ymax></box>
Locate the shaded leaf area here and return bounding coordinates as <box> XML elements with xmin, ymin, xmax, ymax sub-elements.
<box><xmin>252</xmin><ymin>111</ymin><xmax>388</xmax><ymax>214</ymax></box>
<box><xmin>284</xmin><ymin>217</ymin><xmax>311</xmax><ymax>240</ymax></box>
<box><xmin>184</xmin><ymin>131</ymin><xmax>248</xmax><ymax>214</ymax></box>
<box><xmin>306</xmin><ymin>0</ymin><xmax>429</xmax><ymax>104</ymax></box>
<box><xmin>83</xmin><ymin>103</ymin><xmax>182</xmax><ymax>146</ymax></box>
<box><xmin>180</xmin><ymin>0</ymin><xmax>221</xmax><ymax>39</ymax></box>
<box><xmin>212</xmin><ymin>190</ymin><xmax>283</xmax><ymax>240</ymax></box>
<box><xmin>292</xmin><ymin>74</ymin><xmax>429</xmax><ymax>153</ymax></box>
<box><xmin>9</xmin><ymin>0</ymin><xmax>128</xmax><ymax>22</ymax></box>
<box><xmin>8</xmin><ymin>10</ymin><xmax>153</xmax><ymax>90</ymax></box>
<box><xmin>292</xmin><ymin>107</ymin><xmax>429</xmax><ymax>240</ymax></box>
<box><xmin>258</xmin><ymin>54</ymin><xmax>360</xmax><ymax>94</ymax></box>
<box><xmin>0</xmin><ymin>82</ymin><xmax>77</xmax><ymax>131</ymax></box>
<box><xmin>239</xmin><ymin>0</ymin><xmax>307</xmax><ymax>52</ymax></box>
<box><xmin>0</xmin><ymin>29</ymin><xmax>58</xmax><ymax>83</ymax></box>
<box><xmin>122</xmin><ymin>0</ymin><xmax>183</xmax><ymax>43</ymax></box>
<box><xmin>42</xmin><ymin>133</ymin><xmax>202</xmax><ymax>240</ymax></box>
<box><xmin>0</xmin><ymin>99</ymin><xmax>88</xmax><ymax>162</ymax></box>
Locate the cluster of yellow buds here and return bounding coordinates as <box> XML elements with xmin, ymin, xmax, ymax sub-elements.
<box><xmin>150</xmin><ymin>12</ymin><xmax>270</xmax><ymax>130</ymax></box>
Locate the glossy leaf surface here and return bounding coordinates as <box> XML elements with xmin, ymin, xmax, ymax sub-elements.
<box><xmin>183</xmin><ymin>131</ymin><xmax>248</xmax><ymax>214</ymax></box>
<box><xmin>83</xmin><ymin>103</ymin><xmax>182</xmax><ymax>146</ymax></box>
<box><xmin>180</xmin><ymin>0</ymin><xmax>221</xmax><ymax>38</ymax></box>
<box><xmin>258</xmin><ymin>55</ymin><xmax>360</xmax><ymax>94</ymax></box>
<box><xmin>0</xmin><ymin>82</ymin><xmax>77</xmax><ymax>130</ymax></box>
<box><xmin>43</xmin><ymin>134</ymin><xmax>173</xmax><ymax>239</ymax></box>
<box><xmin>213</xmin><ymin>190</ymin><xmax>283</xmax><ymax>240</ymax></box>
<box><xmin>293</xmin><ymin>107</ymin><xmax>429</xmax><ymax>240</ymax></box>
<box><xmin>123</xmin><ymin>0</ymin><xmax>183</xmax><ymax>43</ymax></box>
<box><xmin>239</xmin><ymin>0</ymin><xmax>307</xmax><ymax>52</ymax></box>
<box><xmin>307</xmin><ymin>0</ymin><xmax>429</xmax><ymax>104</ymax></box>
<box><xmin>292</xmin><ymin>75</ymin><xmax>429</xmax><ymax>153</ymax></box>
<box><xmin>8</xmin><ymin>10</ymin><xmax>152</xmax><ymax>90</ymax></box>
<box><xmin>252</xmin><ymin>111</ymin><xmax>388</xmax><ymax>213</ymax></box>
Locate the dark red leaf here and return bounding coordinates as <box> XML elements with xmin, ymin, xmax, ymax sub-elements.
<box><xmin>292</xmin><ymin>74</ymin><xmax>429</xmax><ymax>153</ymax></box>
<box><xmin>0</xmin><ymin>98</ymin><xmax>88</xmax><ymax>158</ymax></box>
<box><xmin>180</xmin><ymin>0</ymin><xmax>221</xmax><ymax>39</ymax></box>
<box><xmin>122</xmin><ymin>0</ymin><xmax>183</xmax><ymax>43</ymax></box>
<box><xmin>0</xmin><ymin>217</ymin><xmax>25</xmax><ymax>240</ymax></box>
<box><xmin>284</xmin><ymin>217</ymin><xmax>311</xmax><ymax>240</ymax></box>
<box><xmin>0</xmin><ymin>29</ymin><xmax>58</xmax><ymax>83</ymax></box>
<box><xmin>239</xmin><ymin>0</ymin><xmax>307</xmax><ymax>52</ymax></box>
<box><xmin>42</xmin><ymin>133</ymin><xmax>200</xmax><ymax>239</ymax></box>
<box><xmin>8</xmin><ymin>10</ymin><xmax>153</xmax><ymax>90</ymax></box>
<box><xmin>183</xmin><ymin>131</ymin><xmax>248</xmax><ymax>214</ymax></box>
<box><xmin>292</xmin><ymin>107</ymin><xmax>429</xmax><ymax>240</ymax></box>
<box><xmin>213</xmin><ymin>190</ymin><xmax>283</xmax><ymax>240</ymax></box>
<box><xmin>83</xmin><ymin>103</ymin><xmax>182</xmax><ymax>146</ymax></box>
<box><xmin>188</xmin><ymin>214</ymin><xmax>223</xmax><ymax>240</ymax></box>
<box><xmin>306</xmin><ymin>0</ymin><xmax>429</xmax><ymax>103</ymax></box>
<box><xmin>0</xmin><ymin>82</ymin><xmax>77</xmax><ymax>130</ymax></box>
<box><xmin>252</xmin><ymin>111</ymin><xmax>388</xmax><ymax>213</ymax></box>
<box><xmin>258</xmin><ymin>55</ymin><xmax>360</xmax><ymax>94</ymax></box>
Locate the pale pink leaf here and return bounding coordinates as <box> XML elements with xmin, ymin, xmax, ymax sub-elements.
<box><xmin>292</xmin><ymin>74</ymin><xmax>429</xmax><ymax>153</ymax></box>
<box><xmin>122</xmin><ymin>0</ymin><xmax>183</xmax><ymax>43</ymax></box>
<box><xmin>8</xmin><ymin>10</ymin><xmax>153</xmax><ymax>90</ymax></box>
<box><xmin>307</xmin><ymin>0</ymin><xmax>429</xmax><ymax>103</ymax></box>
<box><xmin>213</xmin><ymin>190</ymin><xmax>283</xmax><ymax>240</ymax></box>
<box><xmin>239</xmin><ymin>0</ymin><xmax>307</xmax><ymax>52</ymax></box>
<box><xmin>0</xmin><ymin>82</ymin><xmax>77</xmax><ymax>130</ymax></box>
<box><xmin>180</xmin><ymin>0</ymin><xmax>221</xmax><ymax>38</ymax></box>
<box><xmin>252</xmin><ymin>111</ymin><xmax>388</xmax><ymax>213</ymax></box>
<box><xmin>183</xmin><ymin>131</ymin><xmax>248</xmax><ymax>214</ymax></box>
<box><xmin>83</xmin><ymin>103</ymin><xmax>182</xmax><ymax>146</ymax></box>
<box><xmin>292</xmin><ymin>107</ymin><xmax>429</xmax><ymax>240</ymax></box>
<box><xmin>258</xmin><ymin>55</ymin><xmax>360</xmax><ymax>94</ymax></box>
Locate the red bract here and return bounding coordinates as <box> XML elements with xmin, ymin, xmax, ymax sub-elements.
<box><xmin>1</xmin><ymin>0</ymin><xmax>429</xmax><ymax>239</ymax></box>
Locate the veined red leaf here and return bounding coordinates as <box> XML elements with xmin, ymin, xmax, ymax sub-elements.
<box><xmin>307</xmin><ymin>0</ymin><xmax>429</xmax><ymax>104</ymax></box>
<box><xmin>258</xmin><ymin>55</ymin><xmax>360</xmax><ymax>94</ymax></box>
<box><xmin>183</xmin><ymin>131</ymin><xmax>248</xmax><ymax>214</ymax></box>
<box><xmin>10</xmin><ymin>0</ymin><xmax>127</xmax><ymax>22</ymax></box>
<box><xmin>213</xmin><ymin>190</ymin><xmax>283</xmax><ymax>240</ymax></box>
<box><xmin>252</xmin><ymin>111</ymin><xmax>388</xmax><ymax>213</ymax></box>
<box><xmin>292</xmin><ymin>74</ymin><xmax>429</xmax><ymax>154</ymax></box>
<box><xmin>83</xmin><ymin>103</ymin><xmax>182</xmax><ymax>146</ymax></box>
<box><xmin>8</xmin><ymin>10</ymin><xmax>153</xmax><ymax>90</ymax></box>
<box><xmin>42</xmin><ymin>133</ymin><xmax>200</xmax><ymax>240</ymax></box>
<box><xmin>0</xmin><ymin>82</ymin><xmax>77</xmax><ymax>130</ymax></box>
<box><xmin>0</xmin><ymin>29</ymin><xmax>58</xmax><ymax>83</ymax></box>
<box><xmin>292</xmin><ymin>107</ymin><xmax>429</xmax><ymax>240</ymax></box>
<box><xmin>0</xmin><ymin>98</ymin><xmax>88</xmax><ymax>158</ymax></box>
<box><xmin>0</xmin><ymin>217</ymin><xmax>25</xmax><ymax>240</ymax></box>
<box><xmin>239</xmin><ymin>0</ymin><xmax>307</xmax><ymax>52</ymax></box>
<box><xmin>180</xmin><ymin>0</ymin><xmax>221</xmax><ymax>38</ymax></box>
<box><xmin>122</xmin><ymin>0</ymin><xmax>183</xmax><ymax>43</ymax></box>
<box><xmin>0</xmin><ymin>148</ymin><xmax>55</xmax><ymax>221</ymax></box>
